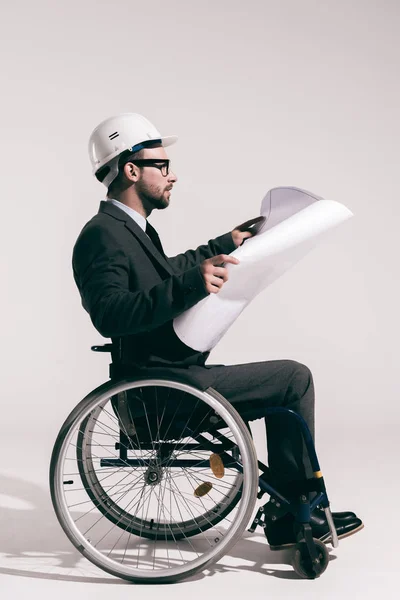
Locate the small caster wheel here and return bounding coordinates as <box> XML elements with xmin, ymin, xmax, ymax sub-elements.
<box><xmin>292</xmin><ymin>538</ymin><xmax>329</xmax><ymax>579</ymax></box>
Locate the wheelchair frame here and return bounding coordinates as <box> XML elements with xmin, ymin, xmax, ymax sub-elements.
<box><xmin>49</xmin><ymin>342</ymin><xmax>339</xmax><ymax>582</ymax></box>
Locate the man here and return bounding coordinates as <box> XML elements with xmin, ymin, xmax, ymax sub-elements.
<box><xmin>73</xmin><ymin>113</ymin><xmax>363</xmax><ymax>549</ymax></box>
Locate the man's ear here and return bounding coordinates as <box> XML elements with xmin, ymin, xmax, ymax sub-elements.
<box><xmin>124</xmin><ymin>162</ymin><xmax>139</xmax><ymax>182</ymax></box>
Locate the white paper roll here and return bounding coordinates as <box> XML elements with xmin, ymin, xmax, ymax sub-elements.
<box><xmin>173</xmin><ymin>187</ymin><xmax>353</xmax><ymax>352</ymax></box>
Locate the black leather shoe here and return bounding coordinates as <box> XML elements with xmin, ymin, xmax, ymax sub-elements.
<box><xmin>314</xmin><ymin>505</ymin><xmax>356</xmax><ymax>522</ymax></box>
<box><xmin>265</xmin><ymin>511</ymin><xmax>364</xmax><ymax>550</ymax></box>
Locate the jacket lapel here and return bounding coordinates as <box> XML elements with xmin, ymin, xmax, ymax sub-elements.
<box><xmin>98</xmin><ymin>201</ymin><xmax>174</xmax><ymax>275</ymax></box>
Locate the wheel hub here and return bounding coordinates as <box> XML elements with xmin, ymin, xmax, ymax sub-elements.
<box><xmin>144</xmin><ymin>462</ymin><xmax>163</xmax><ymax>486</ymax></box>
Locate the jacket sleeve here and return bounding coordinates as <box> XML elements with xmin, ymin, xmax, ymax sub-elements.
<box><xmin>73</xmin><ymin>227</ymin><xmax>209</xmax><ymax>339</ymax></box>
<box><xmin>166</xmin><ymin>232</ymin><xmax>237</xmax><ymax>273</ymax></box>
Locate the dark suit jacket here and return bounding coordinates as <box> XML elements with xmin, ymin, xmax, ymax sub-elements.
<box><xmin>72</xmin><ymin>201</ymin><xmax>237</xmax><ymax>389</ymax></box>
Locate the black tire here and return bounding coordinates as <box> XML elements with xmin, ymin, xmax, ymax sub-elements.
<box><xmin>292</xmin><ymin>538</ymin><xmax>329</xmax><ymax>579</ymax></box>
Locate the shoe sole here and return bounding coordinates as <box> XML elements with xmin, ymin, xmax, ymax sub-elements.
<box><xmin>269</xmin><ymin>522</ymin><xmax>364</xmax><ymax>551</ymax></box>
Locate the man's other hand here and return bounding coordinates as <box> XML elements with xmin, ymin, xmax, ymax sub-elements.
<box><xmin>231</xmin><ymin>229</ymin><xmax>253</xmax><ymax>247</ymax></box>
<box><xmin>231</xmin><ymin>216</ymin><xmax>266</xmax><ymax>247</ymax></box>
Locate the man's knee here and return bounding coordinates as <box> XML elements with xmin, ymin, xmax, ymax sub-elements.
<box><xmin>286</xmin><ymin>360</ymin><xmax>314</xmax><ymax>397</ymax></box>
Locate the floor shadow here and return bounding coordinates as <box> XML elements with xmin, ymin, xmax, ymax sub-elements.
<box><xmin>0</xmin><ymin>473</ymin><xmax>336</xmax><ymax>584</ymax></box>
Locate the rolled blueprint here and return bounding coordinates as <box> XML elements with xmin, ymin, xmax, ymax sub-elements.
<box><xmin>173</xmin><ymin>187</ymin><xmax>353</xmax><ymax>352</ymax></box>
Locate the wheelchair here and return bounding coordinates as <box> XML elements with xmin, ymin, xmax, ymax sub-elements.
<box><xmin>49</xmin><ymin>342</ymin><xmax>339</xmax><ymax>583</ymax></box>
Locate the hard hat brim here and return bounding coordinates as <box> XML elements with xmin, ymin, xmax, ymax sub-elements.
<box><xmin>161</xmin><ymin>135</ymin><xmax>178</xmax><ymax>147</ymax></box>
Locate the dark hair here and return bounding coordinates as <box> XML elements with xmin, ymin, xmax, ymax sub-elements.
<box><xmin>95</xmin><ymin>141</ymin><xmax>162</xmax><ymax>199</ymax></box>
<box><xmin>107</xmin><ymin>149</ymin><xmax>146</xmax><ymax>198</ymax></box>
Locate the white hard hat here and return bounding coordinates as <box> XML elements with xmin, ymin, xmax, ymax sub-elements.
<box><xmin>88</xmin><ymin>113</ymin><xmax>178</xmax><ymax>188</ymax></box>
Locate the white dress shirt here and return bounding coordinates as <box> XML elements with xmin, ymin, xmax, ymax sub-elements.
<box><xmin>106</xmin><ymin>198</ymin><xmax>147</xmax><ymax>232</ymax></box>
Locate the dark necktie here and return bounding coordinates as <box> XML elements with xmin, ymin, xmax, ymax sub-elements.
<box><xmin>145</xmin><ymin>221</ymin><xmax>165</xmax><ymax>257</ymax></box>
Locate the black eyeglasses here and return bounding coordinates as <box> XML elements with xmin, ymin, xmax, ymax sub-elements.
<box><xmin>130</xmin><ymin>159</ymin><xmax>170</xmax><ymax>177</ymax></box>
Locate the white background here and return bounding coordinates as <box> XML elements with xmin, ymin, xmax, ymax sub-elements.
<box><xmin>1</xmin><ymin>0</ymin><xmax>399</xmax><ymax>596</ymax></box>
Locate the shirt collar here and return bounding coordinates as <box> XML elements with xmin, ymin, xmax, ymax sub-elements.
<box><xmin>106</xmin><ymin>198</ymin><xmax>147</xmax><ymax>232</ymax></box>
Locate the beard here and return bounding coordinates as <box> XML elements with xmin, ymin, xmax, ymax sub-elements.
<box><xmin>137</xmin><ymin>180</ymin><xmax>170</xmax><ymax>211</ymax></box>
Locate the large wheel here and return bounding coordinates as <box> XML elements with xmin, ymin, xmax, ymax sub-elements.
<box><xmin>49</xmin><ymin>378</ymin><xmax>258</xmax><ymax>584</ymax></box>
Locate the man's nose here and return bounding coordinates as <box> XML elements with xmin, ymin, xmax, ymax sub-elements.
<box><xmin>169</xmin><ymin>170</ymin><xmax>178</xmax><ymax>183</ymax></box>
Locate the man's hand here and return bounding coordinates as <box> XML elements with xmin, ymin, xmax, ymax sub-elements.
<box><xmin>231</xmin><ymin>229</ymin><xmax>253</xmax><ymax>247</ymax></box>
<box><xmin>231</xmin><ymin>216</ymin><xmax>266</xmax><ymax>247</ymax></box>
<box><xmin>200</xmin><ymin>254</ymin><xmax>240</xmax><ymax>294</ymax></box>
